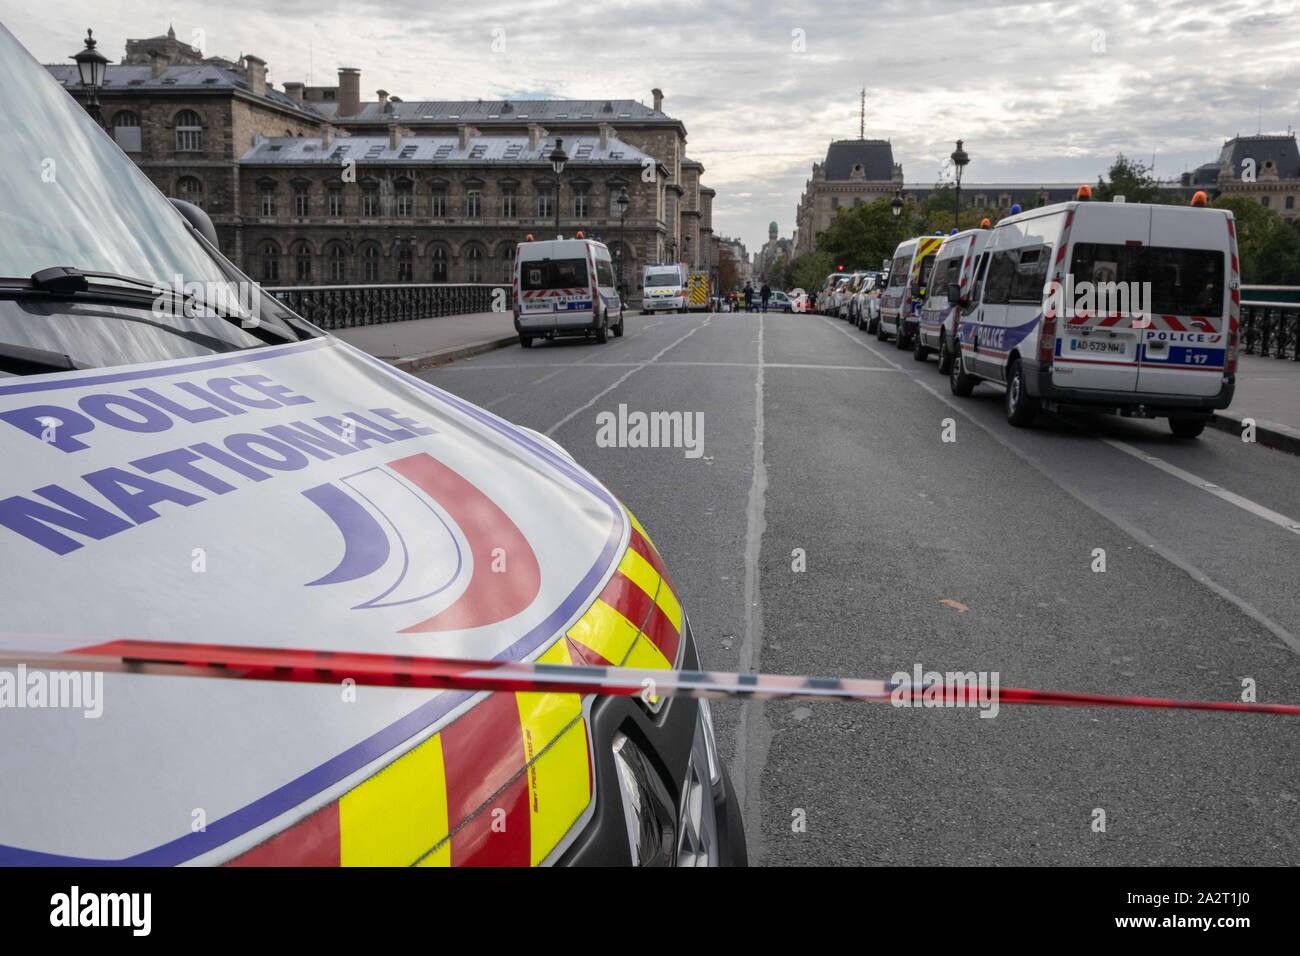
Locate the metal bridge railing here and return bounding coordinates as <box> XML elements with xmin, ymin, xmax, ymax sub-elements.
<box><xmin>1240</xmin><ymin>294</ymin><xmax>1300</xmax><ymax>361</ymax></box>
<box><xmin>266</xmin><ymin>283</ymin><xmax>510</xmax><ymax>332</ymax></box>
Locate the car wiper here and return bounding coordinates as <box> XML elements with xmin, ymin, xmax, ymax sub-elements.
<box><xmin>0</xmin><ymin>341</ymin><xmax>85</xmax><ymax>374</ymax></box>
<box><xmin>17</xmin><ymin>266</ymin><xmax>293</xmax><ymax>345</ymax></box>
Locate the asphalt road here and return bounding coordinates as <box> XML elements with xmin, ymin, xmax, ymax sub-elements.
<box><xmin>419</xmin><ymin>310</ymin><xmax>1300</xmax><ymax>866</ymax></box>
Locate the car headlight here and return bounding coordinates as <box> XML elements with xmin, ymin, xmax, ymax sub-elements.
<box><xmin>676</xmin><ymin>701</ymin><xmax>722</xmax><ymax>866</ymax></box>
<box><xmin>697</xmin><ymin>698</ymin><xmax>721</xmax><ymax>785</ymax></box>
<box><xmin>612</xmin><ymin>733</ymin><xmax>677</xmax><ymax>866</ymax></box>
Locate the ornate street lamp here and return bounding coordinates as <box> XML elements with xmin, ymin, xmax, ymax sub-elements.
<box><xmin>951</xmin><ymin>139</ymin><xmax>970</xmax><ymax>230</ymax></box>
<box><xmin>890</xmin><ymin>189</ymin><xmax>904</xmax><ymax>218</ymax></box>
<box><xmin>614</xmin><ymin>186</ymin><xmax>629</xmax><ymax>291</ymax></box>
<box><xmin>549</xmin><ymin>138</ymin><xmax>568</xmax><ymax>239</ymax></box>
<box><xmin>72</xmin><ymin>28</ymin><xmax>108</xmax><ymax>122</ymax></box>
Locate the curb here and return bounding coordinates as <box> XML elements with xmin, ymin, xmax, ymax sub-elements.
<box><xmin>382</xmin><ymin>334</ymin><xmax>519</xmax><ymax>373</ymax></box>
<box><xmin>1208</xmin><ymin>410</ymin><xmax>1300</xmax><ymax>456</ymax></box>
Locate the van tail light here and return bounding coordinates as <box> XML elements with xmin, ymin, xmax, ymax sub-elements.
<box><xmin>1040</xmin><ymin>279</ymin><xmax>1060</xmax><ymax>366</ymax></box>
<box><xmin>1226</xmin><ymin>322</ymin><xmax>1239</xmax><ymax>375</ymax></box>
<box><xmin>1039</xmin><ymin>311</ymin><xmax>1057</xmax><ymax>365</ymax></box>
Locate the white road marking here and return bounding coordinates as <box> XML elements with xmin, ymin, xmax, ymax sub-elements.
<box><xmin>543</xmin><ymin>315</ymin><xmax>713</xmax><ymax>436</ymax></box>
<box><xmin>732</xmin><ymin>311</ymin><xmax>771</xmax><ymax>865</ymax></box>
<box><xmin>1098</xmin><ymin>438</ymin><xmax>1300</xmax><ymax>536</ymax></box>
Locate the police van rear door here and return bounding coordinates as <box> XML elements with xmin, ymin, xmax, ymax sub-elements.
<box><xmin>1135</xmin><ymin>206</ymin><xmax>1230</xmax><ymax>397</ymax></box>
<box><xmin>1056</xmin><ymin>203</ymin><xmax>1151</xmax><ymax>393</ymax></box>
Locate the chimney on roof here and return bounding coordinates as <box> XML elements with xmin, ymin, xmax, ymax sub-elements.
<box><xmin>651</xmin><ymin>88</ymin><xmax>663</xmax><ymax>112</ymax></box>
<box><xmin>528</xmin><ymin>124</ymin><xmax>548</xmax><ymax>151</ymax></box>
<box><xmin>598</xmin><ymin>123</ymin><xmax>613</xmax><ymax>151</ymax></box>
<box><xmin>338</xmin><ymin>67</ymin><xmax>361</xmax><ymax>117</ymax></box>
<box><xmin>244</xmin><ymin>54</ymin><xmax>267</xmax><ymax>97</ymax></box>
<box><xmin>283</xmin><ymin>81</ymin><xmax>304</xmax><ymax>106</ymax></box>
<box><xmin>150</xmin><ymin>50</ymin><xmax>167</xmax><ymax>79</ymax></box>
<box><xmin>458</xmin><ymin>124</ymin><xmax>479</xmax><ymax>151</ymax></box>
<box><xmin>388</xmin><ymin>120</ymin><xmax>404</xmax><ymax>150</ymax></box>
<box><xmin>323</xmin><ymin>123</ymin><xmax>335</xmax><ymax>148</ymax></box>
<box><xmin>377</xmin><ymin>89</ymin><xmax>389</xmax><ymax>112</ymax></box>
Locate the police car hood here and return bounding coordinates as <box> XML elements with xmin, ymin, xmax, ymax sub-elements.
<box><xmin>0</xmin><ymin>337</ymin><xmax>628</xmax><ymax>864</ymax></box>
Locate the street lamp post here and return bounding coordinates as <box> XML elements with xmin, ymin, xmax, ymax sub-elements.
<box><xmin>890</xmin><ymin>189</ymin><xmax>904</xmax><ymax>219</ymax></box>
<box><xmin>549</xmin><ymin>139</ymin><xmax>568</xmax><ymax>240</ymax></box>
<box><xmin>614</xmin><ymin>186</ymin><xmax>629</xmax><ymax>293</ymax></box>
<box><xmin>951</xmin><ymin>139</ymin><xmax>970</xmax><ymax>231</ymax></box>
<box><xmin>72</xmin><ymin>28</ymin><xmax>108</xmax><ymax>123</ymax></box>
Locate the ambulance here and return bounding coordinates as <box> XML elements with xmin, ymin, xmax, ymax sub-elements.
<box><xmin>514</xmin><ymin>235</ymin><xmax>624</xmax><ymax>347</ymax></box>
<box><xmin>948</xmin><ymin>192</ymin><xmax>1238</xmax><ymax>436</ymax></box>
<box><xmin>641</xmin><ymin>263</ymin><xmax>688</xmax><ymax>314</ymax></box>
<box><xmin>915</xmin><ymin>226</ymin><xmax>991</xmax><ymax>373</ymax></box>
<box><xmin>686</xmin><ymin>272</ymin><xmax>711</xmax><ymax>312</ymax></box>
<box><xmin>878</xmin><ymin>235</ymin><xmax>944</xmax><ymax>347</ymax></box>
<box><xmin>0</xmin><ymin>24</ymin><xmax>745</xmax><ymax>866</ymax></box>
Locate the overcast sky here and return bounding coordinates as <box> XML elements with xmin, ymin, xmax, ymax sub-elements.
<box><xmin>9</xmin><ymin>0</ymin><xmax>1300</xmax><ymax>251</ymax></box>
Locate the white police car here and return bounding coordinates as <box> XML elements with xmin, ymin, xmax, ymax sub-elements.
<box><xmin>0</xmin><ymin>24</ymin><xmax>744</xmax><ymax>867</ymax></box>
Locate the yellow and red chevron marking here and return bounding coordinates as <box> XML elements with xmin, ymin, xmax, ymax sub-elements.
<box><xmin>227</xmin><ymin>509</ymin><xmax>682</xmax><ymax>867</ymax></box>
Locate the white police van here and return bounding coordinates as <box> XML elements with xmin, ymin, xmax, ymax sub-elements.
<box><xmin>916</xmin><ymin>226</ymin><xmax>991</xmax><ymax>373</ymax></box>
<box><xmin>878</xmin><ymin>235</ymin><xmax>944</xmax><ymax>347</ymax></box>
<box><xmin>948</xmin><ymin>192</ymin><xmax>1238</xmax><ymax>437</ymax></box>
<box><xmin>641</xmin><ymin>263</ymin><xmax>688</xmax><ymax>314</ymax></box>
<box><xmin>514</xmin><ymin>235</ymin><xmax>624</xmax><ymax>347</ymax></box>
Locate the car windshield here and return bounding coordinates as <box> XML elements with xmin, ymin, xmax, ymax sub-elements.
<box><xmin>645</xmin><ymin>272</ymin><xmax>680</xmax><ymax>287</ymax></box>
<box><xmin>0</xmin><ymin>24</ymin><xmax>304</xmax><ymax>372</ymax></box>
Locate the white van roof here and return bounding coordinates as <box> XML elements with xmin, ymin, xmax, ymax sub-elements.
<box><xmin>996</xmin><ymin>199</ymin><xmax>1232</xmax><ymax>229</ymax></box>
<box><xmin>518</xmin><ymin>238</ymin><xmax>607</xmax><ymax>259</ymax></box>
<box><xmin>935</xmin><ymin>227</ymin><xmax>991</xmax><ymax>258</ymax></box>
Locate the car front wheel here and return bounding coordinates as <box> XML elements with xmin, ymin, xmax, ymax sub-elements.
<box><xmin>950</xmin><ymin>344</ymin><xmax>976</xmax><ymax>397</ymax></box>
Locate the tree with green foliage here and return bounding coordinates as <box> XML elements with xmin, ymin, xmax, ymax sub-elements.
<box><xmin>1210</xmin><ymin>196</ymin><xmax>1300</xmax><ymax>284</ymax></box>
<box><xmin>1094</xmin><ymin>154</ymin><xmax>1174</xmax><ymax>205</ymax></box>
<box><xmin>785</xmin><ymin>250</ymin><xmax>836</xmax><ymax>292</ymax></box>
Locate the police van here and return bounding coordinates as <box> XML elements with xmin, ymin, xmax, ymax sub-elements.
<box><xmin>948</xmin><ymin>192</ymin><xmax>1238</xmax><ymax>436</ymax></box>
<box><xmin>878</xmin><ymin>235</ymin><xmax>944</xmax><ymax>347</ymax></box>
<box><xmin>915</xmin><ymin>226</ymin><xmax>991</xmax><ymax>373</ymax></box>
<box><xmin>641</xmin><ymin>263</ymin><xmax>688</xmax><ymax>314</ymax></box>
<box><xmin>514</xmin><ymin>235</ymin><xmax>624</xmax><ymax>347</ymax></box>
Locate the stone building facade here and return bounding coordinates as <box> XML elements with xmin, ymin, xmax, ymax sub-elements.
<box><xmin>793</xmin><ymin>131</ymin><xmax>1300</xmax><ymax>256</ymax></box>
<box><xmin>1185</xmin><ymin>134</ymin><xmax>1300</xmax><ymax>223</ymax></box>
<box><xmin>48</xmin><ymin>27</ymin><xmax>718</xmax><ymax>298</ymax></box>
<box><xmin>793</xmin><ymin>139</ymin><xmax>903</xmax><ymax>255</ymax></box>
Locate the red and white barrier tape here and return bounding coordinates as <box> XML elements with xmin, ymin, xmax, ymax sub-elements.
<box><xmin>0</xmin><ymin>639</ymin><xmax>1296</xmax><ymax>716</ymax></box>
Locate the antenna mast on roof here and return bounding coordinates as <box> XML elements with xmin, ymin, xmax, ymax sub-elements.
<box><xmin>859</xmin><ymin>87</ymin><xmax>865</xmax><ymax>139</ymax></box>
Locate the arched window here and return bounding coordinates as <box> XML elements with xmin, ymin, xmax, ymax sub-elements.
<box><xmin>176</xmin><ymin>176</ymin><xmax>204</xmax><ymax>209</ymax></box>
<box><xmin>293</xmin><ymin>242</ymin><xmax>312</xmax><ymax>283</ymax></box>
<box><xmin>431</xmin><ymin>246</ymin><xmax>448</xmax><ymax>283</ymax></box>
<box><xmin>362</xmin><ymin>244</ymin><xmax>382</xmax><ymax>283</ymax></box>
<box><xmin>328</xmin><ymin>244</ymin><xmax>347</xmax><ymax>283</ymax></box>
<box><xmin>113</xmin><ymin>111</ymin><xmax>141</xmax><ymax>152</ymax></box>
<box><xmin>175</xmin><ymin>110</ymin><xmax>203</xmax><ymax>152</ymax></box>
<box><xmin>464</xmin><ymin>245</ymin><xmax>484</xmax><ymax>283</ymax></box>
<box><xmin>259</xmin><ymin>241</ymin><xmax>281</xmax><ymax>283</ymax></box>
<box><xmin>498</xmin><ymin>243</ymin><xmax>515</xmax><ymax>282</ymax></box>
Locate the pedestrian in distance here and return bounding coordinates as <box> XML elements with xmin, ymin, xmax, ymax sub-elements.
<box><xmin>743</xmin><ymin>282</ymin><xmax>754</xmax><ymax>313</ymax></box>
<box><xmin>760</xmin><ymin>281</ymin><xmax>771</xmax><ymax>313</ymax></box>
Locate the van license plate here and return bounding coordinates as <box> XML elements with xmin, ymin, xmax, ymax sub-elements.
<box><xmin>1070</xmin><ymin>338</ymin><xmax>1127</xmax><ymax>355</ymax></box>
